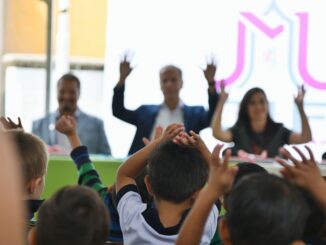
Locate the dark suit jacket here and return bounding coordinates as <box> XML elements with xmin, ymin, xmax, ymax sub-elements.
<box><xmin>112</xmin><ymin>85</ymin><xmax>219</xmax><ymax>155</ymax></box>
<box><xmin>32</xmin><ymin>110</ymin><xmax>111</xmax><ymax>155</ymax></box>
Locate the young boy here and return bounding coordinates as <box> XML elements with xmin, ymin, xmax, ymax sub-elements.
<box><xmin>28</xmin><ymin>185</ymin><xmax>109</xmax><ymax>245</ymax></box>
<box><xmin>4</xmin><ymin>128</ymin><xmax>48</xmax><ymax>228</ymax></box>
<box><xmin>177</xmin><ymin>148</ymin><xmax>308</xmax><ymax>245</ymax></box>
<box><xmin>55</xmin><ymin>115</ymin><xmax>123</xmax><ymax>243</ymax></box>
<box><xmin>115</xmin><ymin>124</ymin><xmax>219</xmax><ymax>244</ymax></box>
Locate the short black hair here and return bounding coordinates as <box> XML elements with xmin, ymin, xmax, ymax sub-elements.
<box><xmin>57</xmin><ymin>73</ymin><xmax>81</xmax><ymax>90</ymax></box>
<box><xmin>36</xmin><ymin>186</ymin><xmax>109</xmax><ymax>245</ymax></box>
<box><xmin>224</xmin><ymin>162</ymin><xmax>268</xmax><ymax>210</ymax></box>
<box><xmin>148</xmin><ymin>141</ymin><xmax>208</xmax><ymax>203</ymax></box>
<box><xmin>226</xmin><ymin>174</ymin><xmax>308</xmax><ymax>245</ymax></box>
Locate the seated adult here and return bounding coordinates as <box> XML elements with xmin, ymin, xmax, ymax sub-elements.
<box><xmin>212</xmin><ymin>83</ymin><xmax>312</xmax><ymax>158</ymax></box>
<box><xmin>32</xmin><ymin>73</ymin><xmax>111</xmax><ymax>155</ymax></box>
<box><xmin>112</xmin><ymin>56</ymin><xmax>219</xmax><ymax>155</ymax></box>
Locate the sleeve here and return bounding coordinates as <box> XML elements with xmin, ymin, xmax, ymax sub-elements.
<box><xmin>203</xmin><ymin>204</ymin><xmax>219</xmax><ymax>242</ymax></box>
<box><xmin>97</xmin><ymin>119</ymin><xmax>111</xmax><ymax>155</ymax></box>
<box><xmin>112</xmin><ymin>84</ymin><xmax>139</xmax><ymax>125</ymax></box>
<box><xmin>70</xmin><ymin>146</ymin><xmax>108</xmax><ymax>200</ymax></box>
<box><xmin>206</xmin><ymin>90</ymin><xmax>219</xmax><ymax>126</ymax></box>
<box><xmin>116</xmin><ymin>184</ymin><xmax>147</xmax><ymax>229</ymax></box>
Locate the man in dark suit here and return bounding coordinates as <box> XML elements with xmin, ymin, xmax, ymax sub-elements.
<box><xmin>32</xmin><ymin>73</ymin><xmax>111</xmax><ymax>155</ymax></box>
<box><xmin>112</xmin><ymin>56</ymin><xmax>219</xmax><ymax>155</ymax></box>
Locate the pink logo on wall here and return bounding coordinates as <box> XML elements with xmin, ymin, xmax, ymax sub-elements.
<box><xmin>222</xmin><ymin>6</ymin><xmax>326</xmax><ymax>90</ymax></box>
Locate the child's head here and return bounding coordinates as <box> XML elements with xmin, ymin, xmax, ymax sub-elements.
<box><xmin>29</xmin><ymin>185</ymin><xmax>109</xmax><ymax>245</ymax></box>
<box><xmin>146</xmin><ymin>140</ymin><xmax>208</xmax><ymax>203</ymax></box>
<box><xmin>7</xmin><ymin>130</ymin><xmax>48</xmax><ymax>199</ymax></box>
<box><xmin>223</xmin><ymin>162</ymin><xmax>268</xmax><ymax>210</ymax></box>
<box><xmin>220</xmin><ymin>174</ymin><xmax>308</xmax><ymax>245</ymax></box>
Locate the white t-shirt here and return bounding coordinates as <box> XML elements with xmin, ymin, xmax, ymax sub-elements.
<box><xmin>117</xmin><ymin>184</ymin><xmax>219</xmax><ymax>245</ymax></box>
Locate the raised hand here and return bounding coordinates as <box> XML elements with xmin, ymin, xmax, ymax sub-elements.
<box><xmin>294</xmin><ymin>85</ymin><xmax>306</xmax><ymax>109</ymax></box>
<box><xmin>119</xmin><ymin>52</ymin><xmax>134</xmax><ymax>81</ymax></box>
<box><xmin>220</xmin><ymin>80</ymin><xmax>229</xmax><ymax>102</ymax></box>
<box><xmin>55</xmin><ymin>115</ymin><xmax>77</xmax><ymax>137</ymax></box>
<box><xmin>208</xmin><ymin>145</ymin><xmax>238</xmax><ymax>195</ymax></box>
<box><xmin>276</xmin><ymin>146</ymin><xmax>323</xmax><ymax>192</ymax></box>
<box><xmin>203</xmin><ymin>55</ymin><xmax>217</xmax><ymax>83</ymax></box>
<box><xmin>160</xmin><ymin>123</ymin><xmax>184</xmax><ymax>143</ymax></box>
<box><xmin>0</xmin><ymin>117</ymin><xmax>23</xmax><ymax>130</ymax></box>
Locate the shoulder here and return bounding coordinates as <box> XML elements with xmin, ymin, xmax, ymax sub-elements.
<box><xmin>32</xmin><ymin>113</ymin><xmax>55</xmax><ymax>126</ymax></box>
<box><xmin>78</xmin><ymin>111</ymin><xmax>104</xmax><ymax>125</ymax></box>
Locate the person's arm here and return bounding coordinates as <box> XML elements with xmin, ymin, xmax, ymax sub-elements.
<box><xmin>116</xmin><ymin>123</ymin><xmax>184</xmax><ymax>193</ymax></box>
<box><xmin>276</xmin><ymin>146</ymin><xmax>326</xmax><ymax>211</ymax></box>
<box><xmin>112</xmin><ymin>54</ymin><xmax>139</xmax><ymax>125</ymax></box>
<box><xmin>55</xmin><ymin>115</ymin><xmax>109</xmax><ymax>199</ymax></box>
<box><xmin>289</xmin><ymin>86</ymin><xmax>312</xmax><ymax>144</ymax></box>
<box><xmin>211</xmin><ymin>81</ymin><xmax>233</xmax><ymax>142</ymax></box>
<box><xmin>200</xmin><ymin>57</ymin><xmax>220</xmax><ymax>129</ymax></box>
<box><xmin>176</xmin><ymin>145</ymin><xmax>237</xmax><ymax>245</ymax></box>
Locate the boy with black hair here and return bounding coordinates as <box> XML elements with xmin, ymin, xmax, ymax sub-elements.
<box><xmin>28</xmin><ymin>185</ymin><xmax>109</xmax><ymax>245</ymax></box>
<box><xmin>115</xmin><ymin>124</ymin><xmax>219</xmax><ymax>244</ymax></box>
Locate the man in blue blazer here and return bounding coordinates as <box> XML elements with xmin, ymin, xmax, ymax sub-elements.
<box><xmin>112</xmin><ymin>56</ymin><xmax>219</xmax><ymax>155</ymax></box>
<box><xmin>32</xmin><ymin>74</ymin><xmax>111</xmax><ymax>155</ymax></box>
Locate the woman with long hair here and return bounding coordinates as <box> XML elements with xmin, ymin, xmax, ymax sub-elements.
<box><xmin>211</xmin><ymin>83</ymin><xmax>312</xmax><ymax>158</ymax></box>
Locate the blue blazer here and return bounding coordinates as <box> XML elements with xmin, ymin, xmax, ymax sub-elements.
<box><xmin>32</xmin><ymin>110</ymin><xmax>111</xmax><ymax>155</ymax></box>
<box><xmin>112</xmin><ymin>85</ymin><xmax>219</xmax><ymax>155</ymax></box>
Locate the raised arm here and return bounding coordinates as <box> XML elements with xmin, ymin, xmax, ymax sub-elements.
<box><xmin>289</xmin><ymin>86</ymin><xmax>312</xmax><ymax>144</ymax></box>
<box><xmin>176</xmin><ymin>145</ymin><xmax>237</xmax><ymax>245</ymax></box>
<box><xmin>55</xmin><ymin>115</ymin><xmax>109</xmax><ymax>198</ymax></box>
<box><xmin>211</xmin><ymin>81</ymin><xmax>233</xmax><ymax>142</ymax></box>
<box><xmin>276</xmin><ymin>146</ymin><xmax>326</xmax><ymax>211</ymax></box>
<box><xmin>116</xmin><ymin>123</ymin><xmax>184</xmax><ymax>192</ymax></box>
<box><xmin>112</xmin><ymin>54</ymin><xmax>139</xmax><ymax>124</ymax></box>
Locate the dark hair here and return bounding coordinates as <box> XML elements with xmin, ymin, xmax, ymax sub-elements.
<box><xmin>160</xmin><ymin>65</ymin><xmax>183</xmax><ymax>79</ymax></box>
<box><xmin>7</xmin><ymin>130</ymin><xmax>48</xmax><ymax>184</ymax></box>
<box><xmin>300</xmin><ymin>189</ymin><xmax>326</xmax><ymax>237</ymax></box>
<box><xmin>148</xmin><ymin>141</ymin><xmax>208</xmax><ymax>203</ymax></box>
<box><xmin>225</xmin><ymin>174</ymin><xmax>308</xmax><ymax>245</ymax></box>
<box><xmin>36</xmin><ymin>186</ymin><xmax>109</xmax><ymax>245</ymax></box>
<box><xmin>57</xmin><ymin>73</ymin><xmax>81</xmax><ymax>90</ymax></box>
<box><xmin>234</xmin><ymin>87</ymin><xmax>277</xmax><ymax>135</ymax></box>
<box><xmin>224</xmin><ymin>162</ymin><xmax>268</xmax><ymax>210</ymax></box>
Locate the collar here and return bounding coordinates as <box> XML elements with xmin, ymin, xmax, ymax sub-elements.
<box><xmin>161</xmin><ymin>100</ymin><xmax>184</xmax><ymax>111</ymax></box>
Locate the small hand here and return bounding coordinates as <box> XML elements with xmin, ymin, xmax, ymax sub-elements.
<box><xmin>203</xmin><ymin>55</ymin><xmax>217</xmax><ymax>83</ymax></box>
<box><xmin>207</xmin><ymin>145</ymin><xmax>238</xmax><ymax>195</ymax></box>
<box><xmin>142</xmin><ymin>126</ymin><xmax>163</xmax><ymax>146</ymax></box>
<box><xmin>160</xmin><ymin>123</ymin><xmax>185</xmax><ymax>143</ymax></box>
<box><xmin>119</xmin><ymin>52</ymin><xmax>134</xmax><ymax>81</ymax></box>
<box><xmin>276</xmin><ymin>146</ymin><xmax>323</xmax><ymax>192</ymax></box>
<box><xmin>294</xmin><ymin>85</ymin><xmax>305</xmax><ymax>109</ymax></box>
<box><xmin>55</xmin><ymin>115</ymin><xmax>77</xmax><ymax>136</ymax></box>
<box><xmin>220</xmin><ymin>80</ymin><xmax>229</xmax><ymax>102</ymax></box>
<box><xmin>0</xmin><ymin>117</ymin><xmax>23</xmax><ymax>130</ymax></box>
<box><xmin>173</xmin><ymin>130</ymin><xmax>204</xmax><ymax>149</ymax></box>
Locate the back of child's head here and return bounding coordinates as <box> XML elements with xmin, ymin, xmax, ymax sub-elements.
<box><xmin>35</xmin><ymin>185</ymin><xmax>109</xmax><ymax>245</ymax></box>
<box><xmin>148</xmin><ymin>140</ymin><xmax>208</xmax><ymax>203</ymax></box>
<box><xmin>300</xmin><ymin>189</ymin><xmax>326</xmax><ymax>239</ymax></box>
<box><xmin>225</xmin><ymin>174</ymin><xmax>308</xmax><ymax>245</ymax></box>
<box><xmin>224</xmin><ymin>162</ymin><xmax>267</xmax><ymax>210</ymax></box>
<box><xmin>6</xmin><ymin>130</ymin><xmax>48</xmax><ymax>184</ymax></box>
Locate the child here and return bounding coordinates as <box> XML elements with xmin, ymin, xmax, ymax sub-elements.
<box><xmin>2</xmin><ymin>125</ymin><xmax>48</xmax><ymax>228</ymax></box>
<box><xmin>55</xmin><ymin>115</ymin><xmax>123</xmax><ymax>243</ymax></box>
<box><xmin>115</xmin><ymin>123</ymin><xmax>219</xmax><ymax>244</ymax></box>
<box><xmin>28</xmin><ymin>185</ymin><xmax>109</xmax><ymax>245</ymax></box>
<box><xmin>177</xmin><ymin>158</ymin><xmax>308</xmax><ymax>245</ymax></box>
